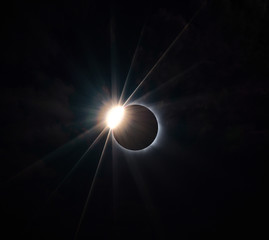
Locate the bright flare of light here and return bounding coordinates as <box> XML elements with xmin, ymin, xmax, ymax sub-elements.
<box><xmin>106</xmin><ymin>106</ymin><xmax>125</xmax><ymax>129</ymax></box>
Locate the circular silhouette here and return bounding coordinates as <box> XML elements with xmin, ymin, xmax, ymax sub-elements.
<box><xmin>113</xmin><ymin>104</ymin><xmax>158</xmax><ymax>150</ymax></box>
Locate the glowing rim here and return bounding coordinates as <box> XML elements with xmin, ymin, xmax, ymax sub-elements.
<box><xmin>111</xmin><ymin>103</ymin><xmax>162</xmax><ymax>152</ymax></box>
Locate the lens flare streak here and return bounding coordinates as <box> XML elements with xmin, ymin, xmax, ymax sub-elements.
<box><xmin>74</xmin><ymin>130</ymin><xmax>111</xmax><ymax>239</ymax></box>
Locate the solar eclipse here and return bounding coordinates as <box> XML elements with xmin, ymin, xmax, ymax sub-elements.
<box><xmin>110</xmin><ymin>104</ymin><xmax>158</xmax><ymax>150</ymax></box>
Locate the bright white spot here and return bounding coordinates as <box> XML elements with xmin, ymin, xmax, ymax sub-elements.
<box><xmin>106</xmin><ymin>106</ymin><xmax>124</xmax><ymax>129</ymax></box>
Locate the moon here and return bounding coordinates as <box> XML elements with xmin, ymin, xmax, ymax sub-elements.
<box><xmin>112</xmin><ymin>104</ymin><xmax>158</xmax><ymax>150</ymax></box>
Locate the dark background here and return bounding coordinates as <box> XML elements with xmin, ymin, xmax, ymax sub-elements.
<box><xmin>1</xmin><ymin>0</ymin><xmax>267</xmax><ymax>239</ymax></box>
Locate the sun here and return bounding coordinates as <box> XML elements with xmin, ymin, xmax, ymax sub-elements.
<box><xmin>106</xmin><ymin>106</ymin><xmax>125</xmax><ymax>129</ymax></box>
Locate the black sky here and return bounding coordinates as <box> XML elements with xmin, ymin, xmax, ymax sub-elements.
<box><xmin>1</xmin><ymin>0</ymin><xmax>267</xmax><ymax>239</ymax></box>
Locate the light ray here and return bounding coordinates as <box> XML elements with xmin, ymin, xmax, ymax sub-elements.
<box><xmin>47</xmin><ymin>127</ymin><xmax>108</xmax><ymax>202</ymax></box>
<box><xmin>110</xmin><ymin>9</ymin><xmax>118</xmax><ymax>103</ymax></box>
<box><xmin>16</xmin><ymin>124</ymin><xmax>106</xmax><ymax>238</ymax></box>
<box><xmin>112</xmin><ymin>136</ymin><xmax>119</xmax><ymax>223</ymax></box>
<box><xmin>123</xmin><ymin>2</ymin><xmax>206</xmax><ymax>106</ymax></box>
<box><xmin>134</xmin><ymin>61</ymin><xmax>204</xmax><ymax>103</ymax></box>
<box><xmin>119</xmin><ymin>23</ymin><xmax>147</xmax><ymax>105</ymax></box>
<box><xmin>4</xmin><ymin>123</ymin><xmax>104</xmax><ymax>186</ymax></box>
<box><xmin>74</xmin><ymin>130</ymin><xmax>111</xmax><ymax>240</ymax></box>
<box><xmin>124</xmin><ymin>155</ymin><xmax>163</xmax><ymax>237</ymax></box>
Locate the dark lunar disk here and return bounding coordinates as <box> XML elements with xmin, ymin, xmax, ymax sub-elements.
<box><xmin>113</xmin><ymin>104</ymin><xmax>158</xmax><ymax>150</ymax></box>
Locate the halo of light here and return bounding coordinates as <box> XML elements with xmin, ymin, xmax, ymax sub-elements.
<box><xmin>112</xmin><ymin>104</ymin><xmax>158</xmax><ymax>150</ymax></box>
<box><xmin>112</xmin><ymin>102</ymin><xmax>163</xmax><ymax>153</ymax></box>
